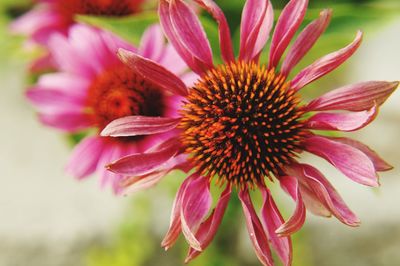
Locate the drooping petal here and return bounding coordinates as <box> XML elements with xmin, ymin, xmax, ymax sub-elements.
<box><xmin>65</xmin><ymin>136</ymin><xmax>105</xmax><ymax>179</ymax></box>
<box><xmin>305</xmin><ymin>106</ymin><xmax>378</xmax><ymax>132</ymax></box>
<box><xmin>304</xmin><ymin>135</ymin><xmax>379</xmax><ymax>187</ymax></box>
<box><xmin>158</xmin><ymin>44</ymin><xmax>188</xmax><ymax>75</ymax></box>
<box><xmin>159</xmin><ymin>0</ymin><xmax>210</xmax><ymax>74</ymax></box>
<box><xmin>106</xmin><ymin>138</ymin><xmax>180</xmax><ymax>176</ymax></box>
<box><xmin>239</xmin><ymin>0</ymin><xmax>273</xmax><ymax>62</ymax></box>
<box><xmin>162</xmin><ymin>174</ymin><xmax>195</xmax><ymax>250</ymax></box>
<box><xmin>101</xmin><ymin>116</ymin><xmax>181</xmax><ymax>137</ymax></box>
<box><xmin>118</xmin><ymin>48</ymin><xmax>188</xmax><ymax>96</ymax></box>
<box><xmin>276</xmin><ymin>175</ymin><xmax>306</xmax><ymax>236</ymax></box>
<box><xmin>194</xmin><ymin>0</ymin><xmax>234</xmax><ymax>63</ymax></box>
<box><xmin>138</xmin><ymin>24</ymin><xmax>165</xmax><ymax>62</ymax></box>
<box><xmin>169</xmin><ymin>0</ymin><xmax>214</xmax><ymax>68</ymax></box>
<box><xmin>288</xmin><ymin>163</ymin><xmax>360</xmax><ymax>227</ymax></box>
<box><xmin>180</xmin><ymin>174</ymin><xmax>212</xmax><ymax>251</ymax></box>
<box><xmin>291</xmin><ymin>31</ymin><xmax>363</xmax><ymax>91</ymax></box>
<box><xmin>330</xmin><ymin>137</ymin><xmax>393</xmax><ymax>171</ymax></box>
<box><xmin>185</xmin><ymin>185</ymin><xmax>232</xmax><ymax>263</ymax></box>
<box><xmin>306</xmin><ymin>81</ymin><xmax>399</xmax><ymax>111</ymax></box>
<box><xmin>38</xmin><ymin>112</ymin><xmax>92</xmax><ymax>132</ymax></box>
<box><xmin>269</xmin><ymin>0</ymin><xmax>308</xmax><ymax>69</ymax></box>
<box><xmin>281</xmin><ymin>9</ymin><xmax>332</xmax><ymax>76</ymax></box>
<box><xmin>260</xmin><ymin>186</ymin><xmax>292</xmax><ymax>266</ymax></box>
<box><xmin>239</xmin><ymin>189</ymin><xmax>274</xmax><ymax>266</ymax></box>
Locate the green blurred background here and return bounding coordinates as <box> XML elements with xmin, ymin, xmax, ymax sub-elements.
<box><xmin>1</xmin><ymin>0</ymin><xmax>400</xmax><ymax>266</ymax></box>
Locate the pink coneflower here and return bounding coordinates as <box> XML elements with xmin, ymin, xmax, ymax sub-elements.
<box><xmin>26</xmin><ymin>23</ymin><xmax>191</xmax><ymax>192</ymax></box>
<box><xmin>10</xmin><ymin>0</ymin><xmax>147</xmax><ymax>45</ymax></box>
<box><xmin>102</xmin><ymin>0</ymin><xmax>398</xmax><ymax>265</ymax></box>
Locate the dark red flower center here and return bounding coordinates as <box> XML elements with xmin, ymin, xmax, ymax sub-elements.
<box><xmin>57</xmin><ymin>0</ymin><xmax>143</xmax><ymax>17</ymax></box>
<box><xmin>87</xmin><ymin>64</ymin><xmax>165</xmax><ymax>138</ymax></box>
<box><xmin>180</xmin><ymin>62</ymin><xmax>306</xmax><ymax>188</ymax></box>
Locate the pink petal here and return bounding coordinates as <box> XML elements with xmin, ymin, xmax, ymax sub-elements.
<box><xmin>281</xmin><ymin>9</ymin><xmax>332</xmax><ymax>76</ymax></box>
<box><xmin>118</xmin><ymin>48</ymin><xmax>188</xmax><ymax>96</ymax></box>
<box><xmin>288</xmin><ymin>163</ymin><xmax>360</xmax><ymax>226</ymax></box>
<box><xmin>260</xmin><ymin>186</ymin><xmax>292</xmax><ymax>266</ymax></box>
<box><xmin>194</xmin><ymin>0</ymin><xmax>234</xmax><ymax>63</ymax></box>
<box><xmin>138</xmin><ymin>24</ymin><xmax>165</xmax><ymax>62</ymax></box>
<box><xmin>26</xmin><ymin>87</ymin><xmax>85</xmax><ymax>113</ymax></box>
<box><xmin>158</xmin><ymin>44</ymin><xmax>188</xmax><ymax>75</ymax></box>
<box><xmin>159</xmin><ymin>0</ymin><xmax>212</xmax><ymax>74</ymax></box>
<box><xmin>185</xmin><ymin>185</ymin><xmax>232</xmax><ymax>263</ymax></box>
<box><xmin>180</xmin><ymin>174</ymin><xmax>212</xmax><ymax>251</ymax></box>
<box><xmin>304</xmin><ymin>135</ymin><xmax>379</xmax><ymax>187</ymax></box>
<box><xmin>291</xmin><ymin>31</ymin><xmax>363</xmax><ymax>91</ymax></box>
<box><xmin>306</xmin><ymin>81</ymin><xmax>399</xmax><ymax>111</ymax></box>
<box><xmin>169</xmin><ymin>0</ymin><xmax>214</xmax><ymax>70</ymax></box>
<box><xmin>239</xmin><ymin>189</ymin><xmax>274</xmax><ymax>266</ymax></box>
<box><xmin>330</xmin><ymin>137</ymin><xmax>393</xmax><ymax>171</ymax></box>
<box><xmin>106</xmin><ymin>138</ymin><xmax>180</xmax><ymax>176</ymax></box>
<box><xmin>269</xmin><ymin>0</ymin><xmax>308</xmax><ymax>69</ymax></box>
<box><xmin>276</xmin><ymin>175</ymin><xmax>306</xmax><ymax>236</ymax></box>
<box><xmin>29</xmin><ymin>53</ymin><xmax>56</xmax><ymax>73</ymax></box>
<box><xmin>162</xmin><ymin>174</ymin><xmax>196</xmax><ymax>250</ymax></box>
<box><xmin>239</xmin><ymin>0</ymin><xmax>273</xmax><ymax>62</ymax></box>
<box><xmin>37</xmin><ymin>73</ymin><xmax>90</xmax><ymax>99</ymax></box>
<box><xmin>305</xmin><ymin>106</ymin><xmax>378</xmax><ymax>132</ymax></box>
<box><xmin>65</xmin><ymin>136</ymin><xmax>105</xmax><ymax>179</ymax></box>
<box><xmin>39</xmin><ymin>112</ymin><xmax>92</xmax><ymax>132</ymax></box>
<box><xmin>101</xmin><ymin>116</ymin><xmax>180</xmax><ymax>137</ymax></box>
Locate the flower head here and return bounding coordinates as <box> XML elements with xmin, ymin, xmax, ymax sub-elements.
<box><xmin>26</xmin><ymin>23</ymin><xmax>190</xmax><ymax>193</ymax></box>
<box><xmin>103</xmin><ymin>0</ymin><xmax>398</xmax><ymax>265</ymax></box>
<box><xmin>10</xmin><ymin>0</ymin><xmax>147</xmax><ymax>45</ymax></box>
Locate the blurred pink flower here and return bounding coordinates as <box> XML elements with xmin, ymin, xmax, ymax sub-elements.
<box><xmin>10</xmin><ymin>0</ymin><xmax>146</xmax><ymax>45</ymax></box>
<box><xmin>26</xmin><ymin>23</ymin><xmax>191</xmax><ymax>193</ymax></box>
<box><xmin>102</xmin><ymin>0</ymin><xmax>398</xmax><ymax>265</ymax></box>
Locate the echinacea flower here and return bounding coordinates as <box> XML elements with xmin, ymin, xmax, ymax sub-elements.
<box><xmin>102</xmin><ymin>0</ymin><xmax>398</xmax><ymax>265</ymax></box>
<box><xmin>10</xmin><ymin>0</ymin><xmax>147</xmax><ymax>45</ymax></box>
<box><xmin>10</xmin><ymin>0</ymin><xmax>148</xmax><ymax>72</ymax></box>
<box><xmin>26</xmin><ymin>23</ymin><xmax>192</xmax><ymax>193</ymax></box>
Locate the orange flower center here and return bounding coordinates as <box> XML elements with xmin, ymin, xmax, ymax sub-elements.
<box><xmin>180</xmin><ymin>62</ymin><xmax>306</xmax><ymax>188</ymax></box>
<box><xmin>57</xmin><ymin>0</ymin><xmax>143</xmax><ymax>17</ymax></box>
<box><xmin>87</xmin><ymin>64</ymin><xmax>165</xmax><ymax>136</ymax></box>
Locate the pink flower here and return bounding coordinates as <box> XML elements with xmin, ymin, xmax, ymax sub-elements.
<box><xmin>10</xmin><ymin>0</ymin><xmax>147</xmax><ymax>45</ymax></box>
<box><xmin>26</xmin><ymin>23</ymin><xmax>191</xmax><ymax>193</ymax></box>
<box><xmin>102</xmin><ymin>0</ymin><xmax>398</xmax><ymax>265</ymax></box>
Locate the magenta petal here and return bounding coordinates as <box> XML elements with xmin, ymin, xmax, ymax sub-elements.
<box><xmin>306</xmin><ymin>81</ymin><xmax>399</xmax><ymax>111</ymax></box>
<box><xmin>106</xmin><ymin>138</ymin><xmax>180</xmax><ymax>176</ymax></box>
<box><xmin>281</xmin><ymin>9</ymin><xmax>332</xmax><ymax>76</ymax></box>
<box><xmin>239</xmin><ymin>189</ymin><xmax>274</xmax><ymax>266</ymax></box>
<box><xmin>169</xmin><ymin>0</ymin><xmax>214</xmax><ymax>69</ymax></box>
<box><xmin>101</xmin><ymin>116</ymin><xmax>180</xmax><ymax>137</ymax></box>
<box><xmin>330</xmin><ymin>137</ymin><xmax>393</xmax><ymax>171</ymax></box>
<box><xmin>65</xmin><ymin>137</ymin><xmax>105</xmax><ymax>179</ymax></box>
<box><xmin>305</xmin><ymin>106</ymin><xmax>378</xmax><ymax>132</ymax></box>
<box><xmin>39</xmin><ymin>112</ymin><xmax>92</xmax><ymax>132</ymax></box>
<box><xmin>239</xmin><ymin>0</ymin><xmax>273</xmax><ymax>62</ymax></box>
<box><xmin>162</xmin><ymin>174</ymin><xmax>195</xmax><ymax>250</ymax></box>
<box><xmin>269</xmin><ymin>0</ymin><xmax>308</xmax><ymax>69</ymax></box>
<box><xmin>138</xmin><ymin>24</ymin><xmax>165</xmax><ymax>62</ymax></box>
<box><xmin>194</xmin><ymin>0</ymin><xmax>234</xmax><ymax>63</ymax></box>
<box><xmin>260</xmin><ymin>186</ymin><xmax>292</xmax><ymax>266</ymax></box>
<box><xmin>276</xmin><ymin>176</ymin><xmax>306</xmax><ymax>236</ymax></box>
<box><xmin>26</xmin><ymin>87</ymin><xmax>85</xmax><ymax>113</ymax></box>
<box><xmin>290</xmin><ymin>163</ymin><xmax>360</xmax><ymax>226</ymax></box>
<box><xmin>304</xmin><ymin>135</ymin><xmax>379</xmax><ymax>187</ymax></box>
<box><xmin>159</xmin><ymin>0</ymin><xmax>209</xmax><ymax>74</ymax></box>
<box><xmin>118</xmin><ymin>48</ymin><xmax>188</xmax><ymax>96</ymax></box>
<box><xmin>180</xmin><ymin>174</ymin><xmax>212</xmax><ymax>251</ymax></box>
<box><xmin>291</xmin><ymin>31</ymin><xmax>363</xmax><ymax>91</ymax></box>
<box><xmin>185</xmin><ymin>185</ymin><xmax>232</xmax><ymax>263</ymax></box>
